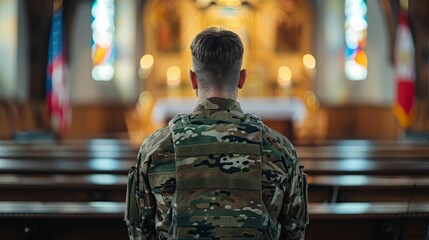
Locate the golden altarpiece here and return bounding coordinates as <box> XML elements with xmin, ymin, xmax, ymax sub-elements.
<box><xmin>140</xmin><ymin>0</ymin><xmax>314</xmax><ymax>98</ymax></box>
<box><xmin>126</xmin><ymin>0</ymin><xmax>322</xmax><ymax>145</ymax></box>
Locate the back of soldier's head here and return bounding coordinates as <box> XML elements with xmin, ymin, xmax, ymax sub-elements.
<box><xmin>190</xmin><ymin>27</ymin><xmax>244</xmax><ymax>92</ymax></box>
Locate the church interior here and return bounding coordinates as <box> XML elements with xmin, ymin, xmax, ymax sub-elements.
<box><xmin>0</xmin><ymin>0</ymin><xmax>429</xmax><ymax>239</ymax></box>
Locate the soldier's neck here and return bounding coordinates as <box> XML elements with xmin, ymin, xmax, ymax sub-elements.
<box><xmin>197</xmin><ymin>90</ymin><xmax>237</xmax><ymax>101</ymax></box>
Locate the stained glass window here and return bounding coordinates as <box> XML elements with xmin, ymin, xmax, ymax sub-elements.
<box><xmin>345</xmin><ymin>0</ymin><xmax>367</xmax><ymax>81</ymax></box>
<box><xmin>91</xmin><ymin>0</ymin><xmax>115</xmax><ymax>81</ymax></box>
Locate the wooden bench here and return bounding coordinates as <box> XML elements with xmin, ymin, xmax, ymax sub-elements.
<box><xmin>0</xmin><ymin>174</ymin><xmax>127</xmax><ymax>202</ymax></box>
<box><xmin>295</xmin><ymin>140</ymin><xmax>429</xmax><ymax>159</ymax></box>
<box><xmin>2</xmin><ymin>172</ymin><xmax>429</xmax><ymax>204</ymax></box>
<box><xmin>0</xmin><ymin>201</ymin><xmax>427</xmax><ymax>240</ymax></box>
<box><xmin>0</xmin><ymin>201</ymin><xmax>428</xmax><ymax>219</ymax></box>
<box><xmin>296</xmin><ymin>139</ymin><xmax>429</xmax><ymax>147</ymax></box>
<box><xmin>0</xmin><ymin>201</ymin><xmax>127</xmax><ymax>240</ymax></box>
<box><xmin>0</xmin><ymin>150</ymin><xmax>137</xmax><ymax>159</ymax></box>
<box><xmin>0</xmin><ymin>157</ymin><xmax>428</xmax><ymax>175</ymax></box>
<box><xmin>300</xmin><ymin>158</ymin><xmax>429</xmax><ymax>175</ymax></box>
<box><xmin>0</xmin><ymin>140</ymin><xmax>138</xmax><ymax>159</ymax></box>
<box><xmin>297</xmin><ymin>150</ymin><xmax>429</xmax><ymax>159</ymax></box>
<box><xmin>0</xmin><ymin>138</ymin><xmax>135</xmax><ymax>147</ymax></box>
<box><xmin>2</xmin><ymin>139</ymin><xmax>429</xmax><ymax>159</ymax></box>
<box><xmin>307</xmin><ymin>202</ymin><xmax>429</xmax><ymax>240</ymax></box>
<box><xmin>0</xmin><ymin>139</ymin><xmax>136</xmax><ymax>149</ymax></box>
<box><xmin>2</xmin><ymin>148</ymin><xmax>428</xmax><ymax>159</ymax></box>
<box><xmin>1</xmin><ymin>140</ymin><xmax>428</xmax><ymax>205</ymax></box>
<box><xmin>0</xmin><ymin>158</ymin><xmax>135</xmax><ymax>174</ymax></box>
<box><xmin>308</xmin><ymin>175</ymin><xmax>429</xmax><ymax>203</ymax></box>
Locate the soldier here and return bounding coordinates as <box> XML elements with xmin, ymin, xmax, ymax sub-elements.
<box><xmin>125</xmin><ymin>27</ymin><xmax>308</xmax><ymax>240</ymax></box>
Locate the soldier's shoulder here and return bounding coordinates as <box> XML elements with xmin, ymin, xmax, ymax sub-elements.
<box><xmin>138</xmin><ymin>126</ymin><xmax>172</xmax><ymax>155</ymax></box>
<box><xmin>261</xmin><ymin>122</ymin><xmax>297</xmax><ymax>161</ymax></box>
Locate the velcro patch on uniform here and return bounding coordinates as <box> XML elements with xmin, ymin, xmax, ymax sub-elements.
<box><xmin>176</xmin><ymin>142</ymin><xmax>260</xmax><ymax>157</ymax></box>
<box><xmin>176</xmin><ymin>177</ymin><xmax>261</xmax><ymax>190</ymax></box>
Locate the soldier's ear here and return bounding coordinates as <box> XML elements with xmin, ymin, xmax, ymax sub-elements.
<box><xmin>238</xmin><ymin>69</ymin><xmax>246</xmax><ymax>89</ymax></box>
<box><xmin>189</xmin><ymin>70</ymin><xmax>198</xmax><ymax>90</ymax></box>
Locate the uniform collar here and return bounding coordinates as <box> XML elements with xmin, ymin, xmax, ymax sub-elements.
<box><xmin>193</xmin><ymin>97</ymin><xmax>243</xmax><ymax>112</ymax></box>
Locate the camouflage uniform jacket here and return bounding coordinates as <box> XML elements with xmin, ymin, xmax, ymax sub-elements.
<box><xmin>125</xmin><ymin>97</ymin><xmax>308</xmax><ymax>240</ymax></box>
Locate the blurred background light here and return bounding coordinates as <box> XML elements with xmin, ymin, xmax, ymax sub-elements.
<box><xmin>278</xmin><ymin>66</ymin><xmax>292</xmax><ymax>87</ymax></box>
<box><xmin>166</xmin><ymin>66</ymin><xmax>181</xmax><ymax>87</ymax></box>
<box><xmin>140</xmin><ymin>54</ymin><xmax>154</xmax><ymax>69</ymax></box>
<box><xmin>303</xmin><ymin>54</ymin><xmax>316</xmax><ymax>69</ymax></box>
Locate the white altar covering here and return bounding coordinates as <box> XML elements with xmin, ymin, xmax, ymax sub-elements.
<box><xmin>151</xmin><ymin>97</ymin><xmax>307</xmax><ymax>124</ymax></box>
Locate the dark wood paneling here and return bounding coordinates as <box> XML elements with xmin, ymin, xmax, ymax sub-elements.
<box><xmin>68</xmin><ymin>104</ymin><xmax>133</xmax><ymax>139</ymax></box>
<box><xmin>321</xmin><ymin>106</ymin><xmax>401</xmax><ymax>140</ymax></box>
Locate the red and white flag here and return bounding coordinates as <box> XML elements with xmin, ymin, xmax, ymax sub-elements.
<box><xmin>392</xmin><ymin>9</ymin><xmax>415</xmax><ymax>128</ymax></box>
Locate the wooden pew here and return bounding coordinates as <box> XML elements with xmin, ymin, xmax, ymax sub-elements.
<box><xmin>0</xmin><ymin>139</ymin><xmax>138</xmax><ymax>159</ymax></box>
<box><xmin>0</xmin><ymin>138</ymin><xmax>134</xmax><ymax>147</ymax></box>
<box><xmin>300</xmin><ymin>158</ymin><xmax>429</xmax><ymax>175</ymax></box>
<box><xmin>295</xmin><ymin>141</ymin><xmax>429</xmax><ymax>160</ymax></box>
<box><xmin>296</xmin><ymin>139</ymin><xmax>429</xmax><ymax>147</ymax></box>
<box><xmin>0</xmin><ymin>174</ymin><xmax>127</xmax><ymax>202</ymax></box>
<box><xmin>2</xmin><ymin>173</ymin><xmax>429</xmax><ymax>204</ymax></box>
<box><xmin>307</xmin><ymin>202</ymin><xmax>429</xmax><ymax>240</ymax></box>
<box><xmin>0</xmin><ymin>201</ymin><xmax>428</xmax><ymax>240</ymax></box>
<box><xmin>297</xmin><ymin>150</ymin><xmax>429</xmax><ymax>159</ymax></box>
<box><xmin>308</xmin><ymin>175</ymin><xmax>429</xmax><ymax>203</ymax></box>
<box><xmin>0</xmin><ymin>140</ymin><xmax>428</xmax><ymax>239</ymax></box>
<box><xmin>3</xmin><ymin>147</ymin><xmax>428</xmax><ymax>159</ymax></box>
<box><xmin>0</xmin><ymin>150</ymin><xmax>137</xmax><ymax>159</ymax></box>
<box><xmin>1</xmin><ymin>137</ymin><xmax>427</xmax><ymax>150</ymax></box>
<box><xmin>0</xmin><ymin>157</ymin><xmax>428</xmax><ymax>175</ymax></box>
<box><xmin>0</xmin><ymin>158</ymin><xmax>135</xmax><ymax>174</ymax></box>
<box><xmin>0</xmin><ymin>201</ymin><xmax>127</xmax><ymax>240</ymax></box>
<box><xmin>1</xmin><ymin>140</ymin><xmax>428</xmax><ymax>205</ymax></box>
<box><xmin>2</xmin><ymin>139</ymin><xmax>429</xmax><ymax>159</ymax></box>
<box><xmin>1</xmin><ymin>201</ymin><xmax>427</xmax><ymax>220</ymax></box>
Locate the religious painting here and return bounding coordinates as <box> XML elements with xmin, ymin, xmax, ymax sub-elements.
<box><xmin>154</xmin><ymin>0</ymin><xmax>181</xmax><ymax>52</ymax></box>
<box><xmin>275</xmin><ymin>0</ymin><xmax>303</xmax><ymax>52</ymax></box>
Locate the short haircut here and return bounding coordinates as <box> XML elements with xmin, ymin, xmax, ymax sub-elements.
<box><xmin>190</xmin><ymin>27</ymin><xmax>244</xmax><ymax>92</ymax></box>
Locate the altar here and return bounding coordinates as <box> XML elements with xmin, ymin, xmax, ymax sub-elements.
<box><xmin>151</xmin><ymin>96</ymin><xmax>307</xmax><ymax>141</ymax></box>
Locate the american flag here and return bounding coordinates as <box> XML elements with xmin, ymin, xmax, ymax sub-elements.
<box><xmin>46</xmin><ymin>0</ymin><xmax>70</xmax><ymax>137</ymax></box>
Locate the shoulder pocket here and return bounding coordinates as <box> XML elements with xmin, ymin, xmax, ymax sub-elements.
<box><xmin>267</xmin><ymin>183</ymin><xmax>285</xmax><ymax>221</ymax></box>
<box><xmin>148</xmin><ymin>171</ymin><xmax>176</xmax><ymax>207</ymax></box>
<box><xmin>299</xmin><ymin>166</ymin><xmax>309</xmax><ymax>225</ymax></box>
<box><xmin>125</xmin><ymin>166</ymin><xmax>140</xmax><ymax>223</ymax></box>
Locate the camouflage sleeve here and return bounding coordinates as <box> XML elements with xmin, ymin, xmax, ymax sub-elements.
<box><xmin>279</xmin><ymin>138</ymin><xmax>309</xmax><ymax>240</ymax></box>
<box><xmin>125</xmin><ymin>146</ymin><xmax>157</xmax><ymax>240</ymax></box>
